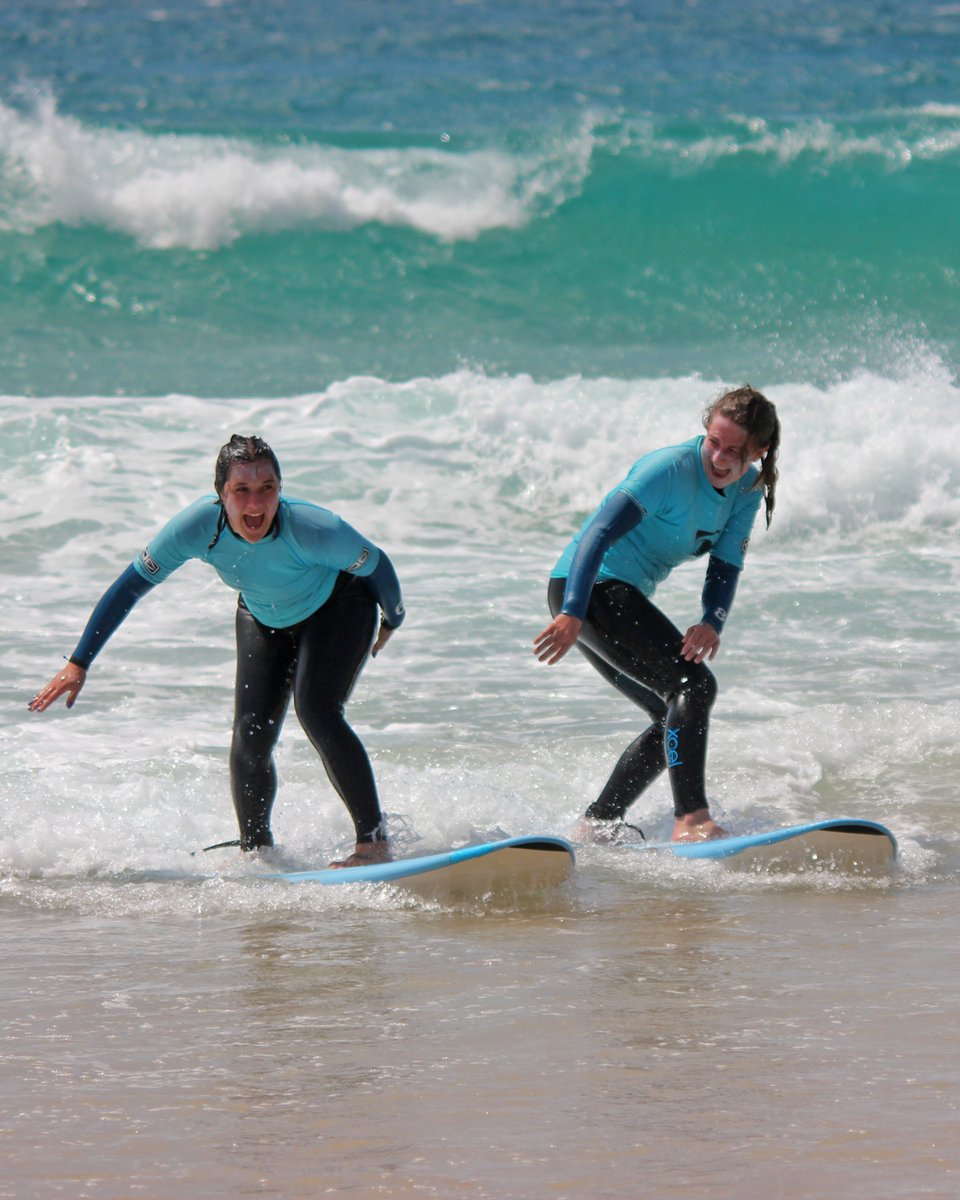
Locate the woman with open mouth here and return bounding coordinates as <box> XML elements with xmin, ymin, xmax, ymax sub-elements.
<box><xmin>29</xmin><ymin>434</ymin><xmax>405</xmax><ymax>868</ymax></box>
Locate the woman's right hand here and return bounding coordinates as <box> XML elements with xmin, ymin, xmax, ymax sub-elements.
<box><xmin>28</xmin><ymin>662</ymin><xmax>87</xmax><ymax>712</ymax></box>
<box><xmin>533</xmin><ymin>614</ymin><xmax>582</xmax><ymax>665</ymax></box>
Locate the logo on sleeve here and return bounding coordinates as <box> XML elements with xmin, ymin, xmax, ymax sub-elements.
<box><xmin>741</xmin><ymin>537</ymin><xmax>750</xmax><ymax>555</ymax></box>
<box><xmin>347</xmin><ymin>547</ymin><xmax>370</xmax><ymax>573</ymax></box>
<box><xmin>139</xmin><ymin>548</ymin><xmax>161</xmax><ymax>576</ymax></box>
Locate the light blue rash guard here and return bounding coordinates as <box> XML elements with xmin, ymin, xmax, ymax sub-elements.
<box><xmin>552</xmin><ymin>436</ymin><xmax>762</xmax><ymax>614</ymax></box>
<box><xmin>132</xmin><ymin>494</ymin><xmax>402</xmax><ymax>630</ymax></box>
<box><xmin>69</xmin><ymin>495</ymin><xmax>404</xmax><ymax>671</ymax></box>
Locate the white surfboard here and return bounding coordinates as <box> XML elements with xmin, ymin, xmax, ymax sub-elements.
<box><xmin>260</xmin><ymin>835</ymin><xmax>576</xmax><ymax>900</ymax></box>
<box><xmin>620</xmin><ymin>819</ymin><xmax>897</xmax><ymax>872</ymax></box>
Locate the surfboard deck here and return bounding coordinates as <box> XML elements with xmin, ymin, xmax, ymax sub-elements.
<box><xmin>620</xmin><ymin>819</ymin><xmax>897</xmax><ymax>872</ymax></box>
<box><xmin>260</xmin><ymin>835</ymin><xmax>576</xmax><ymax>900</ymax></box>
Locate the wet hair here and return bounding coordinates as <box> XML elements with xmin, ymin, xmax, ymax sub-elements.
<box><xmin>704</xmin><ymin>385</ymin><xmax>780</xmax><ymax>527</ymax></box>
<box><xmin>208</xmin><ymin>434</ymin><xmax>283</xmax><ymax>549</ymax></box>
<box><xmin>214</xmin><ymin>434</ymin><xmax>282</xmax><ymax>495</ymax></box>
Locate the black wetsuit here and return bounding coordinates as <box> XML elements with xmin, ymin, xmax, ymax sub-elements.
<box><xmin>66</xmin><ymin>495</ymin><xmax>405</xmax><ymax>852</ymax></box>
<box><xmin>232</xmin><ymin>573</ymin><xmax>382</xmax><ymax>850</ymax></box>
<box><xmin>548</xmin><ymin>576</ymin><xmax>717</xmax><ymax>819</ymax></box>
<box><xmin>547</xmin><ymin>438</ymin><xmax>761</xmax><ymax>822</ymax></box>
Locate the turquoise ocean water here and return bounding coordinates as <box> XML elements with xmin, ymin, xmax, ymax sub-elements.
<box><xmin>2</xmin><ymin>0</ymin><xmax>959</xmax><ymax>393</ymax></box>
<box><xmin>3</xmin><ymin>4</ymin><xmax>960</xmax><ymax>1198</ymax></box>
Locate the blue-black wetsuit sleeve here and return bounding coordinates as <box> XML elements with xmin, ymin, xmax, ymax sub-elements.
<box><xmin>70</xmin><ymin>563</ymin><xmax>157</xmax><ymax>669</ymax></box>
<box><xmin>365</xmin><ymin>550</ymin><xmax>405</xmax><ymax>629</ymax></box>
<box><xmin>560</xmin><ymin>491</ymin><xmax>644</xmax><ymax>621</ymax></box>
<box><xmin>701</xmin><ymin>555</ymin><xmax>741</xmax><ymax>634</ymax></box>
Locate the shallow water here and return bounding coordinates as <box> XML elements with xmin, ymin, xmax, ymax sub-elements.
<box><xmin>4</xmin><ymin>864</ymin><xmax>958</xmax><ymax>1200</ymax></box>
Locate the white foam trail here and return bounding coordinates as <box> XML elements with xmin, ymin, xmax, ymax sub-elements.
<box><xmin>6</xmin><ymin>359</ymin><xmax>960</xmax><ymax>554</ymax></box>
<box><xmin>0</xmin><ymin>93</ymin><xmax>596</xmax><ymax>248</ymax></box>
<box><xmin>615</xmin><ymin>111</ymin><xmax>960</xmax><ymax>167</ymax></box>
<box><xmin>4</xmin><ymin>93</ymin><xmax>956</xmax><ymax>253</ymax></box>
<box><xmin>323</xmin><ymin>361</ymin><xmax>960</xmax><ymax>552</ymax></box>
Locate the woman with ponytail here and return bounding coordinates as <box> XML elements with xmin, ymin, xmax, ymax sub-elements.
<box><xmin>30</xmin><ymin>435</ymin><xmax>405</xmax><ymax>867</ymax></box>
<box><xmin>534</xmin><ymin>387</ymin><xmax>780</xmax><ymax>843</ymax></box>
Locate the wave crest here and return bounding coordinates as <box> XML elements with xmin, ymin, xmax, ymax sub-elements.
<box><xmin>0</xmin><ymin>93</ymin><xmax>596</xmax><ymax>249</ymax></box>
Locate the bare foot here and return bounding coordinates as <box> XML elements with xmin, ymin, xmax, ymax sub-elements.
<box><xmin>328</xmin><ymin>840</ymin><xmax>392</xmax><ymax>869</ymax></box>
<box><xmin>672</xmin><ymin>808</ymin><xmax>728</xmax><ymax>842</ymax></box>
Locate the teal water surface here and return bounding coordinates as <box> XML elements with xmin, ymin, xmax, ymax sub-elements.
<box><xmin>1</xmin><ymin>0</ymin><xmax>958</xmax><ymax>394</ymax></box>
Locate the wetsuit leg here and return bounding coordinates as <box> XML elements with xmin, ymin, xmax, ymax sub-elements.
<box><xmin>548</xmin><ymin>577</ymin><xmax>717</xmax><ymax>818</ymax></box>
<box><xmin>549</xmin><ymin>578</ymin><xmax>667</xmax><ymax>819</ymax></box>
<box><xmin>291</xmin><ymin>575</ymin><xmax>384</xmax><ymax>843</ymax></box>
<box><xmin>232</xmin><ymin>603</ymin><xmax>296</xmax><ymax>850</ymax></box>
<box><xmin>571</xmin><ymin>643</ymin><xmax>670</xmax><ymax>820</ymax></box>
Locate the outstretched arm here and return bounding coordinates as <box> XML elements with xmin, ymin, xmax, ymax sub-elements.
<box><xmin>28</xmin><ymin>564</ymin><xmax>156</xmax><ymax>712</ymax></box>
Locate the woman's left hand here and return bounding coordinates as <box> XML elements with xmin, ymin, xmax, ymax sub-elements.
<box><xmin>681</xmin><ymin>622</ymin><xmax>720</xmax><ymax>664</ymax></box>
<box><xmin>371</xmin><ymin>623</ymin><xmax>395</xmax><ymax>658</ymax></box>
<box><xmin>533</xmin><ymin>614</ymin><xmax>582</xmax><ymax>665</ymax></box>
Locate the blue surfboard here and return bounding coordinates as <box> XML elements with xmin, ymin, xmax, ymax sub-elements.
<box><xmin>620</xmin><ymin>819</ymin><xmax>897</xmax><ymax>872</ymax></box>
<box><xmin>260</xmin><ymin>835</ymin><xmax>576</xmax><ymax>899</ymax></box>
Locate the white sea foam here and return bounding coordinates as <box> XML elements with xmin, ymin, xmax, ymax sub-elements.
<box><xmin>615</xmin><ymin>111</ymin><xmax>960</xmax><ymax>168</ymax></box>
<box><xmin>3</xmin><ymin>93</ymin><xmax>957</xmax><ymax>257</ymax></box>
<box><xmin>311</xmin><ymin>361</ymin><xmax>960</xmax><ymax>552</ymax></box>
<box><xmin>4</xmin><ymin>364</ymin><xmax>958</xmax><ymax>892</ymax></box>
<box><xmin>0</xmin><ymin>93</ymin><xmax>596</xmax><ymax>248</ymax></box>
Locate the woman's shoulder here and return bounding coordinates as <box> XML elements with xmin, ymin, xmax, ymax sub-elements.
<box><xmin>623</xmin><ymin>438</ymin><xmax>699</xmax><ymax>487</ymax></box>
<box><xmin>279</xmin><ymin>496</ymin><xmax>341</xmax><ymax>532</ymax></box>
<box><xmin>633</xmin><ymin>437</ymin><xmax>699</xmax><ymax>468</ymax></box>
<box><xmin>156</xmin><ymin>494</ymin><xmax>221</xmax><ymax>537</ymax></box>
<box><xmin>181</xmin><ymin>493</ymin><xmax>221</xmax><ymax>516</ymax></box>
<box><xmin>141</xmin><ymin>495</ymin><xmax>221</xmax><ymax>569</ymax></box>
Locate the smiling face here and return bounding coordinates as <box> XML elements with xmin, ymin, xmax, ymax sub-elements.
<box><xmin>220</xmin><ymin>459</ymin><xmax>281</xmax><ymax>543</ymax></box>
<box><xmin>701</xmin><ymin>413</ymin><xmax>766</xmax><ymax>489</ymax></box>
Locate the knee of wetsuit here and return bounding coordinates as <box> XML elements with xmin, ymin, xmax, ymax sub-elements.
<box><xmin>671</xmin><ymin>665</ymin><xmax>718</xmax><ymax>714</ymax></box>
<box><xmin>232</xmin><ymin>714</ymin><xmax>281</xmax><ymax>756</ymax></box>
<box><xmin>293</xmin><ymin>700</ymin><xmax>347</xmax><ymax>740</ymax></box>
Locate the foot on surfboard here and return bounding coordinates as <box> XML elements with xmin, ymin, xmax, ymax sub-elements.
<box><xmin>672</xmin><ymin>811</ymin><xmax>728</xmax><ymax>842</ymax></box>
<box><xmin>328</xmin><ymin>840</ymin><xmax>393</xmax><ymax>869</ymax></box>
